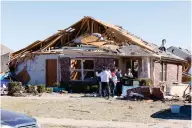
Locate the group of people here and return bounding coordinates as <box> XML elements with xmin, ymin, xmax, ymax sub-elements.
<box><xmin>96</xmin><ymin>66</ymin><xmax>134</xmax><ymax>99</ymax></box>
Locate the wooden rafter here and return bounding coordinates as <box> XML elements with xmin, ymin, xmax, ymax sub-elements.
<box><xmin>11</xmin><ymin>16</ymin><xmax>157</xmax><ymax>62</ymax></box>
<box><xmin>41</xmin><ymin>35</ymin><xmax>62</xmax><ymax>51</ymax></box>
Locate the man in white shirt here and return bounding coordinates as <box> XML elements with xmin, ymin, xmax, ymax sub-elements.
<box><xmin>96</xmin><ymin>67</ymin><xmax>112</xmax><ymax>98</ymax></box>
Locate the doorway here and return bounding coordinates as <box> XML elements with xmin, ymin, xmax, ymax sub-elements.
<box><xmin>46</xmin><ymin>59</ymin><xmax>57</xmax><ymax>86</ymax></box>
<box><xmin>126</xmin><ymin>59</ymin><xmax>139</xmax><ymax>78</ymax></box>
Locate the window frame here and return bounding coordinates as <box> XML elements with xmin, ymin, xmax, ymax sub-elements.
<box><xmin>70</xmin><ymin>59</ymin><xmax>95</xmax><ymax>81</ymax></box>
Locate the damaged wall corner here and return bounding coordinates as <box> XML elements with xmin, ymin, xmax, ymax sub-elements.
<box><xmin>16</xmin><ymin>67</ymin><xmax>31</xmax><ymax>84</ymax></box>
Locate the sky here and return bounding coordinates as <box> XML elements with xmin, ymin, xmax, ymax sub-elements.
<box><xmin>1</xmin><ymin>1</ymin><xmax>191</xmax><ymax>51</ymax></box>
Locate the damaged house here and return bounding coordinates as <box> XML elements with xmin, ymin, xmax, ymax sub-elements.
<box><xmin>9</xmin><ymin>16</ymin><xmax>186</xmax><ymax>89</ymax></box>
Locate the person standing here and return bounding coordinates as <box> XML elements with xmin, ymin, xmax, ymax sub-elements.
<box><xmin>116</xmin><ymin>69</ymin><xmax>122</xmax><ymax>96</ymax></box>
<box><xmin>111</xmin><ymin>69</ymin><xmax>118</xmax><ymax>97</ymax></box>
<box><xmin>96</xmin><ymin>67</ymin><xmax>112</xmax><ymax>99</ymax></box>
<box><xmin>96</xmin><ymin>69</ymin><xmax>102</xmax><ymax>96</ymax></box>
<box><xmin>125</xmin><ymin>68</ymin><xmax>133</xmax><ymax>78</ymax></box>
<box><xmin>116</xmin><ymin>69</ymin><xmax>122</xmax><ymax>80</ymax></box>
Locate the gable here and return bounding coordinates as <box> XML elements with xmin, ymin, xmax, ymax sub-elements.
<box><xmin>11</xmin><ymin>16</ymin><xmax>155</xmax><ymax>60</ymax></box>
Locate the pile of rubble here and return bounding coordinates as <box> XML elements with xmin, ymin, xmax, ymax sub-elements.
<box><xmin>126</xmin><ymin>86</ymin><xmax>164</xmax><ymax>101</ymax></box>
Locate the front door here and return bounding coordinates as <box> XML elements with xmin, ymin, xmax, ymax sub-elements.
<box><xmin>46</xmin><ymin>59</ymin><xmax>57</xmax><ymax>86</ymax></box>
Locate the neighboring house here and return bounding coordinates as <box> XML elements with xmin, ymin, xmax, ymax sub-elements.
<box><xmin>167</xmin><ymin>46</ymin><xmax>191</xmax><ymax>82</ymax></box>
<box><xmin>9</xmin><ymin>16</ymin><xmax>186</xmax><ymax>87</ymax></box>
<box><xmin>0</xmin><ymin>44</ymin><xmax>14</xmax><ymax>73</ymax></box>
<box><xmin>167</xmin><ymin>46</ymin><xmax>191</xmax><ymax>60</ymax></box>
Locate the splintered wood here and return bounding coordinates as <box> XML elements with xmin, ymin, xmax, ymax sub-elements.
<box><xmin>10</xmin><ymin>16</ymin><xmax>155</xmax><ymax>68</ymax></box>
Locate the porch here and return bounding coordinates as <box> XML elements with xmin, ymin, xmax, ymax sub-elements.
<box><xmin>117</xmin><ymin>56</ymin><xmax>151</xmax><ymax>79</ymax></box>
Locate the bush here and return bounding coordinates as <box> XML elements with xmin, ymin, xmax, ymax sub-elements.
<box><xmin>27</xmin><ymin>85</ymin><xmax>38</xmax><ymax>94</ymax></box>
<box><xmin>46</xmin><ymin>87</ymin><xmax>53</xmax><ymax>93</ymax></box>
<box><xmin>137</xmin><ymin>78</ymin><xmax>153</xmax><ymax>86</ymax></box>
<box><xmin>37</xmin><ymin>84</ymin><xmax>46</xmax><ymax>93</ymax></box>
<box><xmin>86</xmin><ymin>85</ymin><xmax>98</xmax><ymax>93</ymax></box>
<box><xmin>8</xmin><ymin>82</ymin><xmax>22</xmax><ymax>95</ymax></box>
<box><xmin>60</xmin><ymin>81</ymin><xmax>99</xmax><ymax>93</ymax></box>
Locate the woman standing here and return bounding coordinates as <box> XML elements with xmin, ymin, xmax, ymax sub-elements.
<box><xmin>111</xmin><ymin>69</ymin><xmax>118</xmax><ymax>97</ymax></box>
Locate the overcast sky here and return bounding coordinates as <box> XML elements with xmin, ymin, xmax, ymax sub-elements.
<box><xmin>1</xmin><ymin>1</ymin><xmax>191</xmax><ymax>51</ymax></box>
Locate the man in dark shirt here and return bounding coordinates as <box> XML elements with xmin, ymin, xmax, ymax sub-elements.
<box><xmin>159</xmin><ymin>39</ymin><xmax>166</xmax><ymax>52</ymax></box>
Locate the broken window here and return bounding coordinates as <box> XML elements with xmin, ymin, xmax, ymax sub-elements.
<box><xmin>71</xmin><ymin>59</ymin><xmax>81</xmax><ymax>69</ymax></box>
<box><xmin>83</xmin><ymin>60</ymin><xmax>94</xmax><ymax>69</ymax></box>
<box><xmin>71</xmin><ymin>71</ymin><xmax>82</xmax><ymax>80</ymax></box>
<box><xmin>84</xmin><ymin>71</ymin><xmax>95</xmax><ymax>80</ymax></box>
<box><xmin>70</xmin><ymin>59</ymin><xmax>94</xmax><ymax>81</ymax></box>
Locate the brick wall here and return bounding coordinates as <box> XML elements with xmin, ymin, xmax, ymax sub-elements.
<box><xmin>59</xmin><ymin>57</ymin><xmax>71</xmax><ymax>82</ymax></box>
<box><xmin>167</xmin><ymin>64</ymin><xmax>178</xmax><ymax>86</ymax></box>
<box><xmin>154</xmin><ymin>62</ymin><xmax>161</xmax><ymax>86</ymax></box>
<box><xmin>178</xmin><ymin>65</ymin><xmax>182</xmax><ymax>83</ymax></box>
<box><xmin>154</xmin><ymin>62</ymin><xmax>182</xmax><ymax>87</ymax></box>
<box><xmin>94</xmin><ymin>57</ymin><xmax>115</xmax><ymax>71</ymax></box>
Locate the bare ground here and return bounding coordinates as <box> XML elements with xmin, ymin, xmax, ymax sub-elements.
<box><xmin>1</xmin><ymin>93</ymin><xmax>191</xmax><ymax>128</ymax></box>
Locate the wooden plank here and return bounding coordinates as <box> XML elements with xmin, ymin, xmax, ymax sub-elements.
<box><xmin>75</xmin><ymin>19</ymin><xmax>86</xmax><ymax>38</ymax></box>
<box><xmin>91</xmin><ymin>21</ymin><xmax>94</xmax><ymax>33</ymax></box>
<box><xmin>41</xmin><ymin>35</ymin><xmax>62</xmax><ymax>51</ymax></box>
<box><xmin>85</xmin><ymin>41</ymin><xmax>107</xmax><ymax>47</ymax></box>
<box><xmin>89</xmin><ymin>17</ymin><xmax>154</xmax><ymax>52</ymax></box>
<box><xmin>11</xmin><ymin>40</ymin><xmax>41</xmax><ymax>57</ymax></box>
<box><xmin>87</xmin><ymin>19</ymin><xmax>90</xmax><ymax>33</ymax></box>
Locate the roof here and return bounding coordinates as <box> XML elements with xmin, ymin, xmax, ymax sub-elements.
<box><xmin>118</xmin><ymin>45</ymin><xmax>153</xmax><ymax>57</ymax></box>
<box><xmin>167</xmin><ymin>46</ymin><xmax>191</xmax><ymax>59</ymax></box>
<box><xmin>117</xmin><ymin>43</ymin><xmax>185</xmax><ymax>61</ymax></box>
<box><xmin>9</xmin><ymin>16</ymin><xmax>185</xmax><ymax>65</ymax></box>
<box><xmin>11</xmin><ymin>16</ymin><xmax>155</xmax><ymax>60</ymax></box>
<box><xmin>168</xmin><ymin>46</ymin><xmax>191</xmax><ymax>55</ymax></box>
<box><xmin>147</xmin><ymin>43</ymin><xmax>185</xmax><ymax>61</ymax></box>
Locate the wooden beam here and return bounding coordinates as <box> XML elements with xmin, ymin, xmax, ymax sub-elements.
<box><xmin>87</xmin><ymin>19</ymin><xmax>90</xmax><ymax>33</ymax></box>
<box><xmin>75</xmin><ymin>19</ymin><xmax>86</xmax><ymax>38</ymax></box>
<box><xmin>41</xmin><ymin>35</ymin><xmax>62</xmax><ymax>51</ymax></box>
<box><xmin>91</xmin><ymin>21</ymin><xmax>93</xmax><ymax>33</ymax></box>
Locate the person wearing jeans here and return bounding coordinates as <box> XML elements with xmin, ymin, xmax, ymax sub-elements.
<box><xmin>111</xmin><ymin>70</ymin><xmax>118</xmax><ymax>97</ymax></box>
<box><xmin>96</xmin><ymin>67</ymin><xmax>112</xmax><ymax>98</ymax></box>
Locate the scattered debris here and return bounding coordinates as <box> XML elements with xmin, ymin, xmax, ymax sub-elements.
<box><xmin>151</xmin><ymin>87</ymin><xmax>164</xmax><ymax>100</ymax></box>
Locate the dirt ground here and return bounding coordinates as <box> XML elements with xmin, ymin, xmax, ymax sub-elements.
<box><xmin>1</xmin><ymin>93</ymin><xmax>191</xmax><ymax>128</ymax></box>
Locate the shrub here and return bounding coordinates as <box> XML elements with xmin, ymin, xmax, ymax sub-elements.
<box><xmin>8</xmin><ymin>82</ymin><xmax>22</xmax><ymax>95</ymax></box>
<box><xmin>37</xmin><ymin>84</ymin><xmax>46</xmax><ymax>93</ymax></box>
<box><xmin>137</xmin><ymin>78</ymin><xmax>153</xmax><ymax>86</ymax></box>
<box><xmin>27</xmin><ymin>85</ymin><xmax>38</xmax><ymax>94</ymax></box>
<box><xmin>90</xmin><ymin>85</ymin><xmax>98</xmax><ymax>92</ymax></box>
<box><xmin>86</xmin><ymin>85</ymin><xmax>98</xmax><ymax>93</ymax></box>
<box><xmin>46</xmin><ymin>87</ymin><xmax>53</xmax><ymax>93</ymax></box>
<box><xmin>60</xmin><ymin>81</ymin><xmax>98</xmax><ymax>93</ymax></box>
